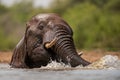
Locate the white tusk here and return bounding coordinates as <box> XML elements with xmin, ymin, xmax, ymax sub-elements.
<box><xmin>78</xmin><ymin>51</ymin><xmax>83</xmax><ymax>56</ymax></box>
<box><xmin>45</xmin><ymin>37</ymin><xmax>57</xmax><ymax>49</ymax></box>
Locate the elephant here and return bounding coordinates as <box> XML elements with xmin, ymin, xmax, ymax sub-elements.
<box><xmin>10</xmin><ymin>13</ymin><xmax>90</xmax><ymax>68</ymax></box>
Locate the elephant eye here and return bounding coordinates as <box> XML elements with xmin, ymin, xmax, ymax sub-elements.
<box><xmin>38</xmin><ymin>23</ymin><xmax>44</xmax><ymax>30</ymax></box>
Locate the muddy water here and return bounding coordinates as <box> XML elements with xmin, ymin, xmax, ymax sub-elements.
<box><xmin>0</xmin><ymin>55</ymin><xmax>120</xmax><ymax>80</ymax></box>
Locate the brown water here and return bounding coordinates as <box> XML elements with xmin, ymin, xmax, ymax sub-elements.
<box><xmin>0</xmin><ymin>55</ymin><xmax>120</xmax><ymax>80</ymax></box>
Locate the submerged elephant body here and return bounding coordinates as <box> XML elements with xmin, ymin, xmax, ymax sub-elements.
<box><xmin>10</xmin><ymin>13</ymin><xmax>90</xmax><ymax>68</ymax></box>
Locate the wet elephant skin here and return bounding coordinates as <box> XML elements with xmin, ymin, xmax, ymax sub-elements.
<box><xmin>10</xmin><ymin>13</ymin><xmax>90</xmax><ymax>68</ymax></box>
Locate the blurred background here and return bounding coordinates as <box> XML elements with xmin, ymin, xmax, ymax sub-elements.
<box><xmin>0</xmin><ymin>0</ymin><xmax>120</xmax><ymax>51</ymax></box>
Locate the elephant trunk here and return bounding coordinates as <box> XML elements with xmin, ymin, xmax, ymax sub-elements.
<box><xmin>53</xmin><ymin>35</ymin><xmax>90</xmax><ymax>67</ymax></box>
<box><xmin>49</xmin><ymin>29</ymin><xmax>90</xmax><ymax>67</ymax></box>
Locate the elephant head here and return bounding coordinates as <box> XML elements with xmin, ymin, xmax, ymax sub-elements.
<box><xmin>10</xmin><ymin>13</ymin><xmax>90</xmax><ymax>68</ymax></box>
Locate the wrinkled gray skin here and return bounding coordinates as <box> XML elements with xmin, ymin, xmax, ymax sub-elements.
<box><xmin>10</xmin><ymin>13</ymin><xmax>90</xmax><ymax>68</ymax></box>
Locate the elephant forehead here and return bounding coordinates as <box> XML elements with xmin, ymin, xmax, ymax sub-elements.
<box><xmin>34</xmin><ymin>13</ymin><xmax>61</xmax><ymax>21</ymax></box>
<box><xmin>35</xmin><ymin>14</ymin><xmax>50</xmax><ymax>19</ymax></box>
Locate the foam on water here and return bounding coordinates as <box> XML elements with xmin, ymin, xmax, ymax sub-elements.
<box><xmin>39</xmin><ymin>55</ymin><xmax>120</xmax><ymax>70</ymax></box>
<box><xmin>88</xmin><ymin>55</ymin><xmax>120</xmax><ymax>69</ymax></box>
<box><xmin>0</xmin><ymin>55</ymin><xmax>120</xmax><ymax>70</ymax></box>
<box><xmin>40</xmin><ymin>61</ymin><xmax>72</xmax><ymax>70</ymax></box>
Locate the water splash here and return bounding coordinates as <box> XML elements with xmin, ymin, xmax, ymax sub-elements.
<box><xmin>0</xmin><ymin>55</ymin><xmax>120</xmax><ymax>70</ymax></box>
<box><xmin>39</xmin><ymin>55</ymin><xmax>120</xmax><ymax>70</ymax></box>
<box><xmin>88</xmin><ymin>55</ymin><xmax>120</xmax><ymax>69</ymax></box>
<box><xmin>40</xmin><ymin>61</ymin><xmax>73</xmax><ymax>70</ymax></box>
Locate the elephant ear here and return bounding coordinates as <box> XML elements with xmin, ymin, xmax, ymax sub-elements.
<box><xmin>10</xmin><ymin>27</ymin><xmax>29</xmax><ymax>68</ymax></box>
<box><xmin>10</xmin><ymin>37</ymin><xmax>28</xmax><ymax>68</ymax></box>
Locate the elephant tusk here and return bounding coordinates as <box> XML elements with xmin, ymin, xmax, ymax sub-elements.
<box><xmin>45</xmin><ymin>37</ymin><xmax>57</xmax><ymax>49</ymax></box>
<box><xmin>78</xmin><ymin>51</ymin><xmax>83</xmax><ymax>56</ymax></box>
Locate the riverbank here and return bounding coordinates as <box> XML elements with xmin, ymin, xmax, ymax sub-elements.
<box><xmin>0</xmin><ymin>51</ymin><xmax>12</xmax><ymax>63</ymax></box>
<box><xmin>0</xmin><ymin>50</ymin><xmax>120</xmax><ymax>63</ymax></box>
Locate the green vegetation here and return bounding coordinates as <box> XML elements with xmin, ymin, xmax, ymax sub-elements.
<box><xmin>0</xmin><ymin>0</ymin><xmax>120</xmax><ymax>51</ymax></box>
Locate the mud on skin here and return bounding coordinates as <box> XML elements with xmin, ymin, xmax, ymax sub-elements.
<box><xmin>10</xmin><ymin>13</ymin><xmax>91</xmax><ymax>68</ymax></box>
